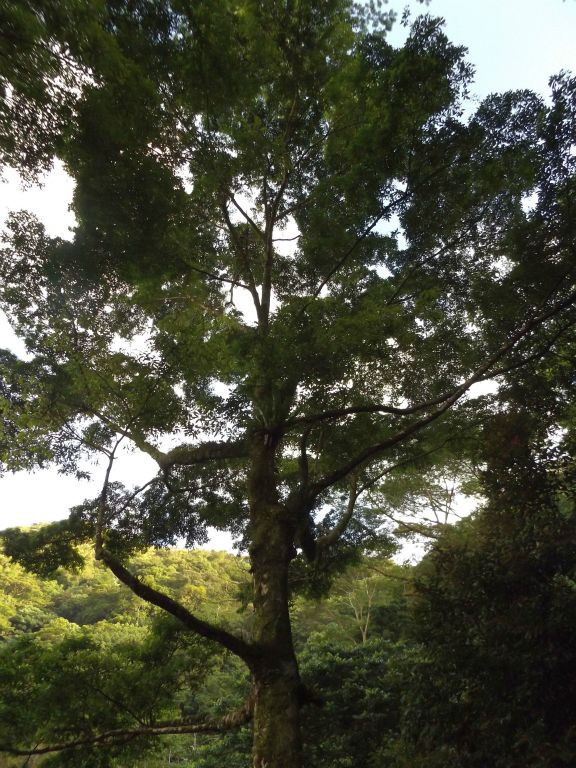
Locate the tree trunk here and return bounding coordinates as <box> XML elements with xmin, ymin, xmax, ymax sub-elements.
<box><xmin>248</xmin><ymin>435</ymin><xmax>303</xmax><ymax>768</ymax></box>
<box><xmin>252</xmin><ymin>658</ymin><xmax>303</xmax><ymax>768</ymax></box>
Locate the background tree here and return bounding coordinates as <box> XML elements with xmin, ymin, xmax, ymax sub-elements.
<box><xmin>1</xmin><ymin>2</ymin><xmax>576</xmax><ymax>766</ymax></box>
<box><xmin>385</xmin><ymin>416</ymin><xmax>576</xmax><ymax>767</ymax></box>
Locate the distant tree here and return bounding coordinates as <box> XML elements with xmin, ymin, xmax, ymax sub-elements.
<box><xmin>1</xmin><ymin>2</ymin><xmax>576</xmax><ymax>766</ymax></box>
<box><xmin>387</xmin><ymin>420</ymin><xmax>576</xmax><ymax>767</ymax></box>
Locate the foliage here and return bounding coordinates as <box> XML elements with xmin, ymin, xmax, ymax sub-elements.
<box><xmin>300</xmin><ymin>635</ymin><xmax>401</xmax><ymax>768</ymax></box>
<box><xmin>0</xmin><ymin>0</ymin><xmax>575</xmax><ymax>764</ymax></box>
<box><xmin>387</xmin><ymin>431</ymin><xmax>576</xmax><ymax>767</ymax></box>
<box><xmin>0</xmin><ymin>546</ymin><xmax>407</xmax><ymax>765</ymax></box>
<box><xmin>0</xmin><ymin>0</ymin><xmax>121</xmax><ymax>177</ymax></box>
<box><xmin>0</xmin><ymin>615</ymin><xmax>220</xmax><ymax>767</ymax></box>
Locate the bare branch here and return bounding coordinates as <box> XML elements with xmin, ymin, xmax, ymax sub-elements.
<box><xmin>364</xmin><ymin>564</ymin><xmax>412</xmax><ymax>582</ymax></box>
<box><xmin>273</xmin><ymin>234</ymin><xmax>300</xmax><ymax>242</ymax></box>
<box><xmin>298</xmin><ymin>427</ymin><xmax>312</xmax><ymax>488</ymax></box>
<box><xmin>183</xmin><ymin>261</ymin><xmax>252</xmax><ymax>291</ymax></box>
<box><xmin>385</xmin><ymin>205</ymin><xmax>492</xmax><ymax>308</ymax></box>
<box><xmin>285</xmin><ymin>400</ymin><xmax>444</xmax><ymax>430</ymax></box>
<box><xmin>382</xmin><ymin>511</ymin><xmax>443</xmax><ymax>540</ymax></box>
<box><xmin>229</xmin><ymin>195</ymin><xmax>264</xmax><ymax>240</ymax></box>
<box><xmin>115</xmin><ymin>478</ymin><xmax>157</xmax><ymax>517</ymax></box>
<box><xmin>221</xmin><ymin>202</ymin><xmax>262</xmax><ymax>314</ymax></box>
<box><xmin>487</xmin><ymin>318</ymin><xmax>576</xmax><ymax>378</ymax></box>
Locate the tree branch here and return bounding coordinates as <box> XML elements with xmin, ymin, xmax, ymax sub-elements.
<box><xmin>221</xmin><ymin>202</ymin><xmax>262</xmax><ymax>314</ymax></box>
<box><xmin>297</xmin><ymin>193</ymin><xmax>408</xmax><ymax>318</ymax></box>
<box><xmin>315</xmin><ymin>475</ymin><xmax>359</xmax><ymax>555</ymax></box>
<box><xmin>127</xmin><ymin>436</ymin><xmax>248</xmax><ymax>471</ymax></box>
<box><xmin>229</xmin><ymin>195</ymin><xmax>264</xmax><ymax>240</ymax></box>
<box><xmin>0</xmin><ymin>698</ymin><xmax>254</xmax><ymax>757</ymax></box>
<box><xmin>308</xmin><ymin>291</ymin><xmax>576</xmax><ymax>497</ymax></box>
<box><xmin>287</xmin><ymin>301</ymin><xmax>576</xmax><ymax>433</ymax></box>
<box><xmin>183</xmin><ymin>261</ymin><xmax>252</xmax><ymax>291</ymax></box>
<box><xmin>94</xmin><ymin>545</ymin><xmax>256</xmax><ymax>664</ymax></box>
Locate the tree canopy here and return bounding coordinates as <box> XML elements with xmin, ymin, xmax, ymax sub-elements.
<box><xmin>1</xmin><ymin>2</ymin><xmax>575</xmax><ymax>766</ymax></box>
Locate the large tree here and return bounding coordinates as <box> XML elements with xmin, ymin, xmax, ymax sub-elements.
<box><xmin>1</xmin><ymin>2</ymin><xmax>575</xmax><ymax>766</ymax></box>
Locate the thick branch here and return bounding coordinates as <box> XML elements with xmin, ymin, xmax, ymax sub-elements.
<box><xmin>0</xmin><ymin>699</ymin><xmax>253</xmax><ymax>757</ymax></box>
<box><xmin>128</xmin><ymin>436</ymin><xmax>248</xmax><ymax>471</ymax></box>
<box><xmin>95</xmin><ymin>546</ymin><xmax>256</xmax><ymax>664</ymax></box>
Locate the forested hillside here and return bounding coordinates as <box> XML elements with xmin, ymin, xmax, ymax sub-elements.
<box><xmin>0</xmin><ymin>545</ymin><xmax>410</xmax><ymax>767</ymax></box>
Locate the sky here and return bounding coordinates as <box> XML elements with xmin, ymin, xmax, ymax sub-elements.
<box><xmin>1</xmin><ymin>0</ymin><xmax>576</xmax><ymax>542</ymax></box>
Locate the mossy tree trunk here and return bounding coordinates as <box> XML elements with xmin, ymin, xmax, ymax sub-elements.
<box><xmin>248</xmin><ymin>434</ymin><xmax>303</xmax><ymax>768</ymax></box>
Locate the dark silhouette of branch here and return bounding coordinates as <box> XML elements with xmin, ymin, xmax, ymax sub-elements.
<box><xmin>221</xmin><ymin>202</ymin><xmax>262</xmax><ymax>313</ymax></box>
<box><xmin>287</xmin><ymin>304</ymin><xmax>576</xmax><ymax>433</ymax></box>
<box><xmin>183</xmin><ymin>261</ymin><xmax>251</xmax><ymax>290</ymax></box>
<box><xmin>308</xmin><ymin>291</ymin><xmax>576</xmax><ymax>497</ymax></box>
<box><xmin>229</xmin><ymin>195</ymin><xmax>264</xmax><ymax>240</ymax></box>
<box><xmin>299</xmin><ymin>195</ymin><xmax>405</xmax><ymax>314</ymax></box>
<box><xmin>93</xmin><ymin>450</ymin><xmax>254</xmax><ymax>663</ymax></box>
<box><xmin>315</xmin><ymin>475</ymin><xmax>359</xmax><ymax>555</ymax></box>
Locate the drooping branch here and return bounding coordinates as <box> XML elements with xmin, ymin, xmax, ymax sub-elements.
<box><xmin>0</xmin><ymin>697</ymin><xmax>254</xmax><ymax>757</ymax></box>
<box><xmin>94</xmin><ymin>545</ymin><xmax>256</xmax><ymax>665</ymax></box>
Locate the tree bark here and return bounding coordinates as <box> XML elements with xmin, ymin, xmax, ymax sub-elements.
<box><xmin>248</xmin><ymin>434</ymin><xmax>303</xmax><ymax>768</ymax></box>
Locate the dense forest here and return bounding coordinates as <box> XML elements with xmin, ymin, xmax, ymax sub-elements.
<box><xmin>2</xmin><ymin>437</ymin><xmax>576</xmax><ymax>768</ymax></box>
<box><xmin>1</xmin><ymin>0</ymin><xmax>576</xmax><ymax>765</ymax></box>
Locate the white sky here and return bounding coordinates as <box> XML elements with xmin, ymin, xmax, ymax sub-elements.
<box><xmin>1</xmin><ymin>0</ymin><xmax>575</xmax><ymax>542</ymax></box>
